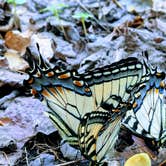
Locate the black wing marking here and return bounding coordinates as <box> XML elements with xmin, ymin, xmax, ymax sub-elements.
<box><xmin>78</xmin><ymin>111</ymin><xmax>121</xmax><ymax>164</ymax></box>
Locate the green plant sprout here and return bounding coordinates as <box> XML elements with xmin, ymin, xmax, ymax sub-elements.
<box><xmin>72</xmin><ymin>12</ymin><xmax>93</xmax><ymax>36</ymax></box>
<box><xmin>41</xmin><ymin>4</ymin><xmax>68</xmax><ymax>40</ymax></box>
<box><xmin>6</xmin><ymin>0</ymin><xmax>26</xmax><ymax>14</ymax></box>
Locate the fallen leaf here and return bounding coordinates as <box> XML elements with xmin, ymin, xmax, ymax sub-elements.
<box><xmin>127</xmin><ymin>16</ymin><xmax>144</xmax><ymax>28</ymax></box>
<box><xmin>0</xmin><ymin>117</ymin><xmax>13</xmax><ymax>126</ymax></box>
<box><xmin>5</xmin><ymin>31</ymin><xmax>31</xmax><ymax>53</ymax></box>
<box><xmin>4</xmin><ymin>50</ymin><xmax>29</xmax><ymax>72</ymax></box>
<box><xmin>153</xmin><ymin>38</ymin><xmax>164</xmax><ymax>43</ymax></box>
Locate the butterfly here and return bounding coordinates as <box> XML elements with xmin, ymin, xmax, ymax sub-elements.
<box><xmin>24</xmin><ymin>45</ymin><xmax>164</xmax><ymax>164</ymax></box>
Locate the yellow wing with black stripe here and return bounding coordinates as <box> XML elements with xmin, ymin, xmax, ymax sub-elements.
<box><xmin>123</xmin><ymin>80</ymin><xmax>166</xmax><ymax>147</ymax></box>
<box><xmin>78</xmin><ymin>111</ymin><xmax>121</xmax><ymax>164</ymax></box>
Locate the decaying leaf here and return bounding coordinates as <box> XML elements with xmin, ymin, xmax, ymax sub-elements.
<box><xmin>127</xmin><ymin>16</ymin><xmax>144</xmax><ymax>28</ymax></box>
<box><xmin>0</xmin><ymin>117</ymin><xmax>13</xmax><ymax>126</ymax></box>
<box><xmin>31</xmin><ymin>34</ymin><xmax>54</xmax><ymax>61</ymax></box>
<box><xmin>153</xmin><ymin>37</ymin><xmax>164</xmax><ymax>43</ymax></box>
<box><xmin>4</xmin><ymin>31</ymin><xmax>31</xmax><ymax>53</ymax></box>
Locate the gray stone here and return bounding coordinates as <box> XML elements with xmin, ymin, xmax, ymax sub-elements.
<box><xmin>30</xmin><ymin>153</ymin><xmax>57</xmax><ymax>166</ymax></box>
<box><xmin>60</xmin><ymin>142</ymin><xmax>82</xmax><ymax>160</ymax></box>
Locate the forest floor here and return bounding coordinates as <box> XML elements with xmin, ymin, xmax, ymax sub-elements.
<box><xmin>0</xmin><ymin>0</ymin><xmax>166</xmax><ymax>165</ymax></box>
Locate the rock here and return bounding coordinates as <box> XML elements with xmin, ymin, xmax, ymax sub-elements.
<box><xmin>0</xmin><ymin>135</ymin><xmax>17</xmax><ymax>153</ymax></box>
<box><xmin>60</xmin><ymin>142</ymin><xmax>82</xmax><ymax>160</ymax></box>
<box><xmin>29</xmin><ymin>153</ymin><xmax>57</xmax><ymax>166</ymax></box>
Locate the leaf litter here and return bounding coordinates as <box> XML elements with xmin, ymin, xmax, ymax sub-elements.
<box><xmin>0</xmin><ymin>0</ymin><xmax>165</xmax><ymax>165</ymax></box>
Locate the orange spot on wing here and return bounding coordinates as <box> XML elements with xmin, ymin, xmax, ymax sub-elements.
<box><xmin>133</xmin><ymin>102</ymin><xmax>137</xmax><ymax>108</ymax></box>
<box><xmin>85</xmin><ymin>87</ymin><xmax>91</xmax><ymax>92</ymax></box>
<box><xmin>112</xmin><ymin>109</ymin><xmax>120</xmax><ymax>113</ymax></box>
<box><xmin>57</xmin><ymin>86</ymin><xmax>63</xmax><ymax>94</ymax></box>
<box><xmin>42</xmin><ymin>89</ymin><xmax>50</xmax><ymax>97</ymax></box>
<box><xmin>49</xmin><ymin>87</ymin><xmax>57</xmax><ymax>96</ymax></box>
<box><xmin>31</xmin><ymin>89</ymin><xmax>37</xmax><ymax>95</ymax></box>
<box><xmin>58</xmin><ymin>73</ymin><xmax>70</xmax><ymax>79</ymax></box>
<box><xmin>46</xmin><ymin>71</ymin><xmax>54</xmax><ymax>77</ymax></box>
<box><xmin>28</xmin><ymin>78</ymin><xmax>33</xmax><ymax>84</ymax></box>
<box><xmin>37</xmin><ymin>73</ymin><xmax>41</xmax><ymax>77</ymax></box>
<box><xmin>73</xmin><ymin>80</ymin><xmax>83</xmax><ymax>87</ymax></box>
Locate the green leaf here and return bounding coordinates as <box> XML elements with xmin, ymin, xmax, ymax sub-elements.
<box><xmin>72</xmin><ymin>12</ymin><xmax>93</xmax><ymax>20</ymax></box>
<box><xmin>6</xmin><ymin>0</ymin><xmax>26</xmax><ymax>4</ymax></box>
<box><xmin>56</xmin><ymin>3</ymin><xmax>68</xmax><ymax>10</ymax></box>
<box><xmin>6</xmin><ymin>0</ymin><xmax>15</xmax><ymax>3</ymax></box>
<box><xmin>40</xmin><ymin>4</ymin><xmax>68</xmax><ymax>14</ymax></box>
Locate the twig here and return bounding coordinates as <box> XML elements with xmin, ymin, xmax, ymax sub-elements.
<box><xmin>76</xmin><ymin>0</ymin><xmax>110</xmax><ymax>32</ymax></box>
<box><xmin>25</xmin><ymin>147</ymin><xmax>30</xmax><ymax>166</ymax></box>
<box><xmin>2</xmin><ymin>151</ymin><xmax>11</xmax><ymax>166</ymax></box>
<box><xmin>0</xmin><ymin>90</ymin><xmax>19</xmax><ymax>106</ymax></box>
<box><xmin>55</xmin><ymin>159</ymin><xmax>84</xmax><ymax>166</ymax></box>
<box><xmin>112</xmin><ymin>0</ymin><xmax>123</xmax><ymax>9</ymax></box>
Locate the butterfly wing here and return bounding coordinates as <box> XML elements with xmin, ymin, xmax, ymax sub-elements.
<box><xmin>123</xmin><ymin>81</ymin><xmax>166</xmax><ymax>146</ymax></box>
<box><xmin>81</xmin><ymin>57</ymin><xmax>145</xmax><ymax>109</ymax></box>
<box><xmin>78</xmin><ymin>111</ymin><xmax>121</xmax><ymax>164</ymax></box>
<box><xmin>24</xmin><ymin>49</ymin><xmax>161</xmax><ymax>163</ymax></box>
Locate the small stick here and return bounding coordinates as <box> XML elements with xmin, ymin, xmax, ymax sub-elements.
<box><xmin>76</xmin><ymin>0</ymin><xmax>109</xmax><ymax>32</ymax></box>
<box><xmin>0</xmin><ymin>90</ymin><xmax>19</xmax><ymax>106</ymax></box>
<box><xmin>56</xmin><ymin>159</ymin><xmax>84</xmax><ymax>166</ymax></box>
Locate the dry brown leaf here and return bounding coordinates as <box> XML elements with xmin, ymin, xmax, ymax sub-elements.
<box><xmin>153</xmin><ymin>38</ymin><xmax>164</xmax><ymax>43</ymax></box>
<box><xmin>127</xmin><ymin>16</ymin><xmax>144</xmax><ymax>28</ymax></box>
<box><xmin>5</xmin><ymin>31</ymin><xmax>31</xmax><ymax>53</ymax></box>
<box><xmin>0</xmin><ymin>117</ymin><xmax>13</xmax><ymax>126</ymax></box>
